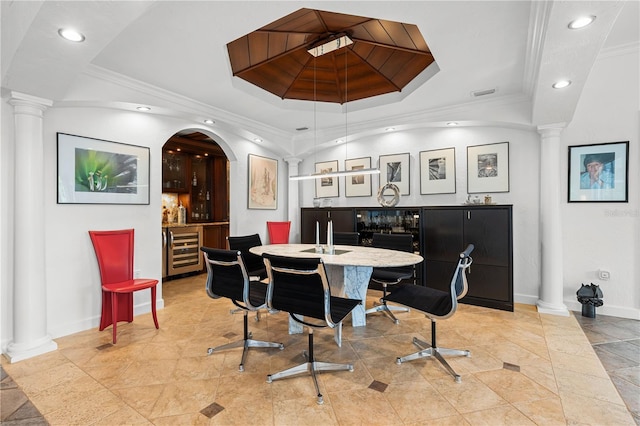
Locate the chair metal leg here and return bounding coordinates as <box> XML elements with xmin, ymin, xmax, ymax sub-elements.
<box><xmin>395</xmin><ymin>336</ymin><xmax>470</xmax><ymax>383</ymax></box>
<box><xmin>365</xmin><ymin>284</ymin><xmax>409</xmax><ymax>324</ymax></box>
<box><xmin>365</xmin><ymin>300</ymin><xmax>408</xmax><ymax>324</ymax></box>
<box><xmin>230</xmin><ymin>307</ymin><xmax>261</xmax><ymax>321</ymax></box>
<box><xmin>266</xmin><ymin>330</ymin><xmax>354</xmax><ymax>405</ymax></box>
<box><xmin>208</xmin><ymin>312</ymin><xmax>284</xmax><ymax>371</ymax></box>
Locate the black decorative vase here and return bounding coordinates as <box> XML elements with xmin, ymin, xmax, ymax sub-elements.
<box><xmin>582</xmin><ymin>303</ymin><xmax>596</xmax><ymax>318</ymax></box>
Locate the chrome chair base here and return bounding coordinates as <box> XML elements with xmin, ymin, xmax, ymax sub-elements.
<box><xmin>266</xmin><ymin>350</ymin><xmax>353</xmax><ymax>405</ymax></box>
<box><xmin>396</xmin><ymin>337</ymin><xmax>470</xmax><ymax>383</ymax></box>
<box><xmin>365</xmin><ymin>300</ymin><xmax>409</xmax><ymax>324</ymax></box>
<box><xmin>207</xmin><ymin>313</ymin><xmax>284</xmax><ymax>372</ymax></box>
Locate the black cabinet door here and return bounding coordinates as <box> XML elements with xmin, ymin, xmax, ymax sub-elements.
<box><xmin>423</xmin><ymin>209</ymin><xmax>464</xmax><ymax>261</ymax></box>
<box><xmin>300</xmin><ymin>208</ymin><xmax>355</xmax><ymax>244</ymax></box>
<box><xmin>463</xmin><ymin>208</ymin><xmax>510</xmax><ymax>266</ymax></box>
<box><xmin>328</xmin><ymin>208</ymin><xmax>355</xmax><ymax>233</ymax></box>
<box><xmin>423</xmin><ymin>206</ymin><xmax>513</xmax><ymax>311</ymax></box>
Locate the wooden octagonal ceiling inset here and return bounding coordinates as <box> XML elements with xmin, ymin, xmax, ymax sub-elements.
<box><xmin>227</xmin><ymin>8</ymin><xmax>435</xmax><ymax>104</ymax></box>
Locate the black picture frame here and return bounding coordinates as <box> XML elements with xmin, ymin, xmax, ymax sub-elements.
<box><xmin>568</xmin><ymin>141</ymin><xmax>629</xmax><ymax>203</ymax></box>
<box><xmin>57</xmin><ymin>133</ymin><xmax>150</xmax><ymax>205</ymax></box>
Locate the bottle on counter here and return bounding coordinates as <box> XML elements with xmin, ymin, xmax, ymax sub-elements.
<box><xmin>177</xmin><ymin>202</ymin><xmax>186</xmax><ymax>224</ymax></box>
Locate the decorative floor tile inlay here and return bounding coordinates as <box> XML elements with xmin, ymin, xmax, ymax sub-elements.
<box><xmin>201</xmin><ymin>402</ymin><xmax>225</xmax><ymax>418</ymax></box>
<box><xmin>223</xmin><ymin>332</ymin><xmax>237</xmax><ymax>339</ymax></box>
<box><xmin>503</xmin><ymin>362</ymin><xmax>521</xmax><ymax>372</ymax></box>
<box><xmin>369</xmin><ymin>380</ymin><xmax>388</xmax><ymax>393</ymax></box>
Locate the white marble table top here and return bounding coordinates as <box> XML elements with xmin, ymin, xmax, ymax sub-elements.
<box><xmin>250</xmin><ymin>243</ymin><xmax>423</xmax><ymax>268</ymax></box>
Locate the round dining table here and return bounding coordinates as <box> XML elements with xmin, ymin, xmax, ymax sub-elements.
<box><xmin>250</xmin><ymin>243</ymin><xmax>423</xmax><ymax>345</ymax></box>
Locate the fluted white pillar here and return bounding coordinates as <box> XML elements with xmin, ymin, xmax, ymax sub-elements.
<box><xmin>285</xmin><ymin>157</ymin><xmax>302</xmax><ymax>243</ymax></box>
<box><xmin>536</xmin><ymin>124</ymin><xmax>569</xmax><ymax>316</ymax></box>
<box><xmin>6</xmin><ymin>92</ymin><xmax>58</xmax><ymax>362</ymax></box>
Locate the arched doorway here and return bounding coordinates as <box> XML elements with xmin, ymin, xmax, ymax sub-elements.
<box><xmin>161</xmin><ymin>130</ymin><xmax>229</xmax><ymax>279</ymax></box>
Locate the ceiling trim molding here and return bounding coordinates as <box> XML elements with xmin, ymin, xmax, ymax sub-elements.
<box><xmin>82</xmin><ymin>65</ymin><xmax>294</xmax><ymax>145</ymax></box>
<box><xmin>522</xmin><ymin>0</ymin><xmax>552</xmax><ymax>98</ymax></box>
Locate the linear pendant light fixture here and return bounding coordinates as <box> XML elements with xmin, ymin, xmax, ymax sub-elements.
<box><xmin>290</xmin><ymin>35</ymin><xmax>380</xmax><ymax>181</ymax></box>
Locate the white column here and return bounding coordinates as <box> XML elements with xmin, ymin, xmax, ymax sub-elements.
<box><xmin>284</xmin><ymin>157</ymin><xmax>302</xmax><ymax>243</ymax></box>
<box><xmin>536</xmin><ymin>124</ymin><xmax>569</xmax><ymax>316</ymax></box>
<box><xmin>6</xmin><ymin>92</ymin><xmax>57</xmax><ymax>362</ymax></box>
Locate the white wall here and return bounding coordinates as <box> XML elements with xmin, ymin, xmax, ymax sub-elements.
<box><xmin>0</xmin><ymin>104</ymin><xmax>289</xmax><ymax>347</ymax></box>
<box><xmin>296</xmin><ymin>125</ymin><xmax>542</xmax><ymax>304</ymax></box>
<box><xmin>561</xmin><ymin>46</ymin><xmax>639</xmax><ymax>318</ymax></box>
<box><xmin>2</xmin><ymin>44</ymin><xmax>638</xmax><ymax>352</ymax></box>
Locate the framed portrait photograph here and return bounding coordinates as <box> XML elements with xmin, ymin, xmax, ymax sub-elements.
<box><xmin>57</xmin><ymin>132</ymin><xmax>150</xmax><ymax>204</ymax></box>
<box><xmin>248</xmin><ymin>154</ymin><xmax>278</xmax><ymax>209</ymax></box>
<box><xmin>568</xmin><ymin>141</ymin><xmax>629</xmax><ymax>203</ymax></box>
<box><xmin>315</xmin><ymin>160</ymin><xmax>339</xmax><ymax>198</ymax></box>
<box><xmin>379</xmin><ymin>153</ymin><xmax>410</xmax><ymax>195</ymax></box>
<box><xmin>467</xmin><ymin>142</ymin><xmax>509</xmax><ymax>193</ymax></box>
<box><xmin>420</xmin><ymin>148</ymin><xmax>456</xmax><ymax>195</ymax></box>
<box><xmin>345</xmin><ymin>157</ymin><xmax>372</xmax><ymax>197</ymax></box>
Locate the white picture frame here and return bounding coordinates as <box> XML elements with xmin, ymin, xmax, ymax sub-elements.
<box><xmin>315</xmin><ymin>160</ymin><xmax>339</xmax><ymax>198</ymax></box>
<box><xmin>467</xmin><ymin>142</ymin><xmax>509</xmax><ymax>193</ymax></box>
<box><xmin>248</xmin><ymin>154</ymin><xmax>278</xmax><ymax>209</ymax></box>
<box><xmin>379</xmin><ymin>153</ymin><xmax>410</xmax><ymax>195</ymax></box>
<box><xmin>420</xmin><ymin>148</ymin><xmax>456</xmax><ymax>194</ymax></box>
<box><xmin>344</xmin><ymin>157</ymin><xmax>372</xmax><ymax>197</ymax></box>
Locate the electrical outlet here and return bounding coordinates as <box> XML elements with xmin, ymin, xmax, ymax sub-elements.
<box><xmin>598</xmin><ymin>269</ymin><xmax>610</xmax><ymax>280</ymax></box>
<box><xmin>134</xmin><ymin>269</ymin><xmax>141</xmax><ymax>278</ymax></box>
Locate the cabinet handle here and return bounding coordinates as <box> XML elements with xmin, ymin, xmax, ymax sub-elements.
<box><xmin>169</xmin><ymin>231</ymin><xmax>174</xmax><ymax>247</ymax></box>
<box><xmin>163</xmin><ymin>231</ymin><xmax>167</xmax><ymax>247</ymax></box>
<box><xmin>467</xmin><ymin>211</ymin><xmax>471</xmax><ymax>220</ymax></box>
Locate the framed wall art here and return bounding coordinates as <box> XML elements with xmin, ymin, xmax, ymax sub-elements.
<box><xmin>420</xmin><ymin>147</ymin><xmax>456</xmax><ymax>195</ymax></box>
<box><xmin>315</xmin><ymin>160</ymin><xmax>339</xmax><ymax>198</ymax></box>
<box><xmin>57</xmin><ymin>132</ymin><xmax>150</xmax><ymax>204</ymax></box>
<box><xmin>379</xmin><ymin>153</ymin><xmax>410</xmax><ymax>195</ymax></box>
<box><xmin>467</xmin><ymin>142</ymin><xmax>509</xmax><ymax>193</ymax></box>
<box><xmin>248</xmin><ymin>154</ymin><xmax>278</xmax><ymax>209</ymax></box>
<box><xmin>568</xmin><ymin>141</ymin><xmax>628</xmax><ymax>203</ymax></box>
<box><xmin>344</xmin><ymin>156</ymin><xmax>372</xmax><ymax>197</ymax></box>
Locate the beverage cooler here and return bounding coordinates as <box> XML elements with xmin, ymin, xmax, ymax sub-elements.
<box><xmin>165</xmin><ymin>225</ymin><xmax>203</xmax><ymax>276</ymax></box>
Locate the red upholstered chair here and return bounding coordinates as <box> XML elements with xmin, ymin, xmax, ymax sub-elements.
<box><xmin>89</xmin><ymin>229</ymin><xmax>159</xmax><ymax>343</ymax></box>
<box><xmin>266</xmin><ymin>221</ymin><xmax>291</xmax><ymax>244</ymax></box>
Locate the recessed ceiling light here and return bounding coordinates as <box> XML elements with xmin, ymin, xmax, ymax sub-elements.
<box><xmin>336</xmin><ymin>139</ymin><xmax>344</xmax><ymax>144</ymax></box>
<box><xmin>204</xmin><ymin>119</ymin><xmax>214</xmax><ymax>124</ymax></box>
<box><xmin>136</xmin><ymin>106</ymin><xmax>151</xmax><ymax>111</ymax></box>
<box><xmin>568</xmin><ymin>15</ymin><xmax>596</xmax><ymax>30</ymax></box>
<box><xmin>552</xmin><ymin>80</ymin><xmax>571</xmax><ymax>89</ymax></box>
<box><xmin>447</xmin><ymin>121</ymin><xmax>459</xmax><ymax>126</ymax></box>
<box><xmin>385</xmin><ymin>127</ymin><xmax>395</xmax><ymax>132</ymax></box>
<box><xmin>58</xmin><ymin>28</ymin><xmax>85</xmax><ymax>42</ymax></box>
<box><xmin>253</xmin><ymin>138</ymin><xmax>262</xmax><ymax>143</ymax></box>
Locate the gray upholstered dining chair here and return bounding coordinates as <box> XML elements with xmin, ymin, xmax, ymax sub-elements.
<box><xmin>382</xmin><ymin>244</ymin><xmax>474</xmax><ymax>382</ymax></box>
<box><xmin>201</xmin><ymin>247</ymin><xmax>284</xmax><ymax>372</ymax></box>
<box><xmin>262</xmin><ymin>253</ymin><xmax>361</xmax><ymax>405</ymax></box>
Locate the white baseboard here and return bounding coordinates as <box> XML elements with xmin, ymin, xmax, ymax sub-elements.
<box><xmin>48</xmin><ymin>298</ymin><xmax>165</xmax><ymax>339</ymax></box>
<box><xmin>564</xmin><ymin>299</ymin><xmax>640</xmax><ymax>320</ymax></box>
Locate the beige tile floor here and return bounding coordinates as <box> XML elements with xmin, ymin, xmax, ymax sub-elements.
<box><xmin>1</xmin><ymin>273</ymin><xmax>636</xmax><ymax>425</ymax></box>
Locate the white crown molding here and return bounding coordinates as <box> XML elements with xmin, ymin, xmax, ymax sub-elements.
<box><xmin>598</xmin><ymin>41</ymin><xmax>640</xmax><ymax>59</ymax></box>
<box><xmin>80</xmin><ymin>65</ymin><xmax>293</xmax><ymax>145</ymax></box>
<box><xmin>523</xmin><ymin>0</ymin><xmax>552</xmax><ymax>98</ymax></box>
